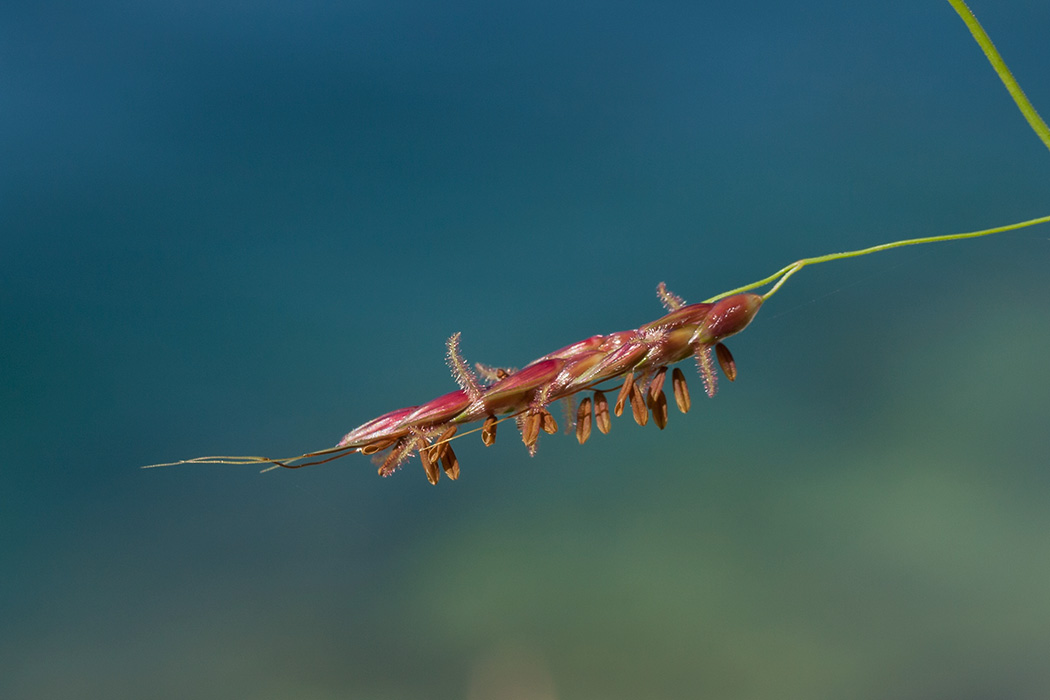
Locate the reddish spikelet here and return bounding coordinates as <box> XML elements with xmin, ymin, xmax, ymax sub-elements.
<box><xmin>480</xmin><ymin>359</ymin><xmax>565</xmax><ymax>415</ymax></box>
<box><xmin>694</xmin><ymin>294</ymin><xmax>763</xmax><ymax>344</ymax></box>
<box><xmin>338</xmin><ymin>405</ymin><xmax>417</xmax><ymax>448</ymax></box>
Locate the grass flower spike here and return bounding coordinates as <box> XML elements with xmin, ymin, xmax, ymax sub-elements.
<box><xmin>143</xmin><ymin>0</ymin><xmax>1050</xmax><ymax>483</ymax></box>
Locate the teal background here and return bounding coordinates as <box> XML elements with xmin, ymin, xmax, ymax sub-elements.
<box><xmin>4</xmin><ymin>1</ymin><xmax>1050</xmax><ymax>698</ymax></box>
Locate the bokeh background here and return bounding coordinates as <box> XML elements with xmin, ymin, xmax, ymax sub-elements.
<box><xmin>4</xmin><ymin>1</ymin><xmax>1050</xmax><ymax>698</ymax></box>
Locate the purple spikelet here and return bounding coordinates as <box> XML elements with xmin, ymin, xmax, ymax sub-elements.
<box><xmin>446</xmin><ymin>332</ymin><xmax>483</xmax><ymax>403</ymax></box>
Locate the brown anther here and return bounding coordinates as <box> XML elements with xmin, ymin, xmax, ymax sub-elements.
<box><xmin>715</xmin><ymin>342</ymin><xmax>737</xmax><ymax>381</ymax></box>
<box><xmin>629</xmin><ymin>382</ymin><xmax>648</xmax><ymax>426</ymax></box>
<box><xmin>576</xmin><ymin>397</ymin><xmax>593</xmax><ymax>444</ymax></box>
<box><xmin>614</xmin><ymin>372</ymin><xmax>635</xmax><ymax>417</ymax></box>
<box><xmin>360</xmin><ymin>437</ymin><xmax>398</xmax><ymax>456</ymax></box>
<box><xmin>672</xmin><ymin>367</ymin><xmax>691</xmax><ymax>414</ymax></box>
<box><xmin>649</xmin><ymin>390</ymin><xmax>668</xmax><ymax>430</ymax></box>
<box><xmin>482</xmin><ymin>415</ymin><xmax>497</xmax><ymax>446</ymax></box>
<box><xmin>440</xmin><ymin>445</ymin><xmax>459</xmax><ymax>480</ymax></box>
<box><xmin>428</xmin><ymin>425</ymin><xmax>458</xmax><ymax>462</ymax></box>
<box><xmin>522</xmin><ymin>411</ymin><xmax>541</xmax><ymax>450</ymax></box>
<box><xmin>649</xmin><ymin>366</ymin><xmax>667</xmax><ymax>401</ymax></box>
<box><xmin>540</xmin><ymin>409</ymin><xmax>558</xmax><ymax>435</ymax></box>
<box><xmin>420</xmin><ymin>445</ymin><xmax>440</xmax><ymax>484</ymax></box>
<box><xmin>594</xmin><ymin>391</ymin><xmax>611</xmax><ymax>434</ymax></box>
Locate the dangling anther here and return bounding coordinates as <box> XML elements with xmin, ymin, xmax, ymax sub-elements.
<box><xmin>482</xmin><ymin>415</ymin><xmax>497</xmax><ymax>446</ymax></box>
<box><xmin>715</xmin><ymin>342</ymin><xmax>737</xmax><ymax>381</ymax></box>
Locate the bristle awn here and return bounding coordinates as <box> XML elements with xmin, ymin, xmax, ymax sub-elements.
<box><xmin>576</xmin><ymin>397</ymin><xmax>593</xmax><ymax>444</ymax></box>
<box><xmin>560</xmin><ymin>397</ymin><xmax>576</xmax><ymax>436</ymax></box>
<box><xmin>446</xmin><ymin>332</ymin><xmax>483</xmax><ymax>402</ymax></box>
<box><xmin>594</xmin><ymin>391</ymin><xmax>612</xmax><ymax>434</ymax></box>
<box><xmin>378</xmin><ymin>437</ymin><xmax>416</xmax><ymax>478</ymax></box>
<box><xmin>656</xmin><ymin>282</ymin><xmax>686</xmax><ymax>311</ymax></box>
<box><xmin>694</xmin><ymin>345</ymin><xmax>718</xmax><ymax>398</ymax></box>
<box><xmin>715</xmin><ymin>343</ymin><xmax>737</xmax><ymax>381</ymax></box>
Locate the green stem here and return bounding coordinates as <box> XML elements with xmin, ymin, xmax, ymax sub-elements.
<box><xmin>704</xmin><ymin>214</ymin><xmax>1050</xmax><ymax>303</ymax></box>
<box><xmin>706</xmin><ymin>2</ymin><xmax>1050</xmax><ymax>304</ymax></box>
<box><xmin>946</xmin><ymin>0</ymin><xmax>1050</xmax><ymax>153</ymax></box>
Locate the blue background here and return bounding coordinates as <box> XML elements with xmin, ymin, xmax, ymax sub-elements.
<box><xmin>4</xmin><ymin>1</ymin><xmax>1050</xmax><ymax>698</ymax></box>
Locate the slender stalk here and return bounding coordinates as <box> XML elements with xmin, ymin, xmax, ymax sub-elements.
<box><xmin>704</xmin><ymin>214</ymin><xmax>1050</xmax><ymax>303</ymax></box>
<box><xmin>946</xmin><ymin>0</ymin><xmax>1050</xmax><ymax>153</ymax></box>
<box><xmin>707</xmin><ymin>1</ymin><xmax>1050</xmax><ymax>304</ymax></box>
